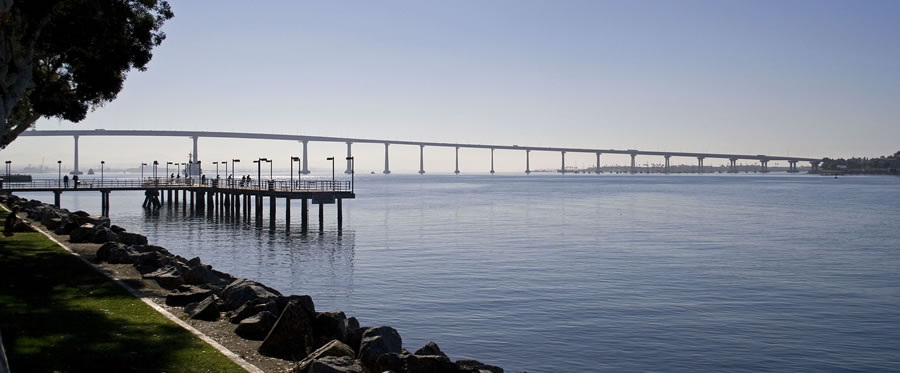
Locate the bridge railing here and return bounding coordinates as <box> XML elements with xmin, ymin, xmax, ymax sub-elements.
<box><xmin>0</xmin><ymin>177</ymin><xmax>352</xmax><ymax>193</ymax></box>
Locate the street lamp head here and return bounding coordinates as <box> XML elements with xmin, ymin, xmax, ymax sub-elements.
<box><xmin>346</xmin><ymin>156</ymin><xmax>354</xmax><ymax>160</ymax></box>
<box><xmin>101</xmin><ymin>161</ymin><xmax>105</xmax><ymax>164</ymax></box>
<box><xmin>326</xmin><ymin>157</ymin><xmax>334</xmax><ymax>160</ymax></box>
<box><xmin>58</xmin><ymin>160</ymin><xmax>62</xmax><ymax>164</ymax></box>
<box><xmin>167</xmin><ymin>161</ymin><xmax>173</xmax><ymax>165</ymax></box>
<box><xmin>153</xmin><ymin>161</ymin><xmax>158</xmax><ymax>165</ymax></box>
<box><xmin>233</xmin><ymin>159</ymin><xmax>240</xmax><ymax>162</ymax></box>
<box><xmin>292</xmin><ymin>157</ymin><xmax>300</xmax><ymax>161</ymax></box>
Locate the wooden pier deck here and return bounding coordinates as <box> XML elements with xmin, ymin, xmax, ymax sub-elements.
<box><xmin>0</xmin><ymin>178</ymin><xmax>355</xmax><ymax>231</ymax></box>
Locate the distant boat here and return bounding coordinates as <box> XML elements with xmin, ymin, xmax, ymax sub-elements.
<box><xmin>87</xmin><ymin>168</ymin><xmax>95</xmax><ymax>175</ymax></box>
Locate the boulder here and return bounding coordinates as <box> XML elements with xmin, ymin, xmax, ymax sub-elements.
<box><xmin>96</xmin><ymin>242</ymin><xmax>127</xmax><ymax>262</ymax></box>
<box><xmin>110</xmin><ymin>224</ymin><xmax>127</xmax><ymax>233</ymax></box>
<box><xmin>457</xmin><ymin>360</ymin><xmax>503</xmax><ymax>373</ymax></box>
<box><xmin>185</xmin><ymin>295</ymin><xmax>220</xmax><ymax>321</ymax></box>
<box><xmin>186</xmin><ymin>256</ymin><xmax>203</xmax><ymax>268</ymax></box>
<box><xmin>165</xmin><ymin>285</ymin><xmax>212</xmax><ymax>306</ymax></box>
<box><xmin>342</xmin><ymin>317</ymin><xmax>360</xmax><ymax>346</ymax></box>
<box><xmin>313</xmin><ymin>311</ymin><xmax>347</xmax><ymax>347</ymax></box>
<box><xmin>68</xmin><ymin>223</ymin><xmax>95</xmax><ymax>243</ymax></box>
<box><xmin>258</xmin><ymin>299</ymin><xmax>315</xmax><ymax>360</ymax></box>
<box><xmin>91</xmin><ymin>226</ymin><xmax>119</xmax><ymax>243</ymax></box>
<box><xmin>307</xmin><ymin>356</ymin><xmax>365</xmax><ymax>373</ymax></box>
<box><xmin>117</xmin><ymin>231</ymin><xmax>148</xmax><ymax>245</ymax></box>
<box><xmin>228</xmin><ymin>300</ymin><xmax>279</xmax><ymax>324</ymax></box>
<box><xmin>44</xmin><ymin>217</ymin><xmax>63</xmax><ymax>230</ymax></box>
<box><xmin>406</xmin><ymin>354</ymin><xmax>457</xmax><ymax>373</ymax></box>
<box><xmin>374</xmin><ymin>352</ymin><xmax>409</xmax><ymax>373</ymax></box>
<box><xmin>358</xmin><ymin>326</ymin><xmax>402</xmax><ymax>371</ymax></box>
<box><xmin>415</xmin><ymin>341</ymin><xmax>446</xmax><ymax>357</ymax></box>
<box><xmin>143</xmin><ymin>264</ymin><xmax>184</xmax><ymax>289</ymax></box>
<box><xmin>346</xmin><ymin>327</ymin><xmax>369</xmax><ymax>354</ymax></box>
<box><xmin>291</xmin><ymin>340</ymin><xmax>356</xmax><ymax>373</ymax></box>
<box><xmin>220</xmin><ymin>278</ymin><xmax>282</xmax><ymax>311</ymax></box>
<box><xmin>235</xmin><ymin>311</ymin><xmax>277</xmax><ymax>340</ymax></box>
<box><xmin>183</xmin><ymin>265</ymin><xmax>230</xmax><ymax>286</ymax></box>
<box><xmin>54</xmin><ymin>220</ymin><xmax>79</xmax><ymax>235</ymax></box>
<box><xmin>73</xmin><ymin>213</ymin><xmax>109</xmax><ymax>228</ymax></box>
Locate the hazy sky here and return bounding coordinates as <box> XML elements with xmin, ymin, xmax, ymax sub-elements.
<box><xmin>4</xmin><ymin>0</ymin><xmax>899</xmax><ymax>174</ymax></box>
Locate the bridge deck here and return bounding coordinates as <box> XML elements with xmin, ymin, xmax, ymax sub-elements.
<box><xmin>0</xmin><ymin>178</ymin><xmax>355</xmax><ymax>199</ymax></box>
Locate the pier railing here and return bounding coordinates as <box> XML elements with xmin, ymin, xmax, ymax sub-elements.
<box><xmin>0</xmin><ymin>177</ymin><xmax>352</xmax><ymax>192</ymax></box>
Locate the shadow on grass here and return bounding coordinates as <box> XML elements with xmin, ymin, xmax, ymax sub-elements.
<box><xmin>0</xmin><ymin>231</ymin><xmax>243</xmax><ymax>373</ymax></box>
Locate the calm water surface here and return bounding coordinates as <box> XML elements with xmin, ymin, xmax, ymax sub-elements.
<box><xmin>21</xmin><ymin>174</ymin><xmax>900</xmax><ymax>372</ymax></box>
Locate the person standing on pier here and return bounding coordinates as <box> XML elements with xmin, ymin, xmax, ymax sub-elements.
<box><xmin>72</xmin><ymin>175</ymin><xmax>79</xmax><ymax>189</ymax></box>
<box><xmin>63</xmin><ymin>175</ymin><xmax>69</xmax><ymax>188</ymax></box>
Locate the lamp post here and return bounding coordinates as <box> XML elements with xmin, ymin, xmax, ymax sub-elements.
<box><xmin>153</xmin><ymin>161</ymin><xmax>159</xmax><ymax>180</ymax></box>
<box><xmin>188</xmin><ymin>161</ymin><xmax>193</xmax><ymax>180</ymax></box>
<box><xmin>166</xmin><ymin>162</ymin><xmax>172</xmax><ymax>181</ymax></box>
<box><xmin>141</xmin><ymin>162</ymin><xmax>147</xmax><ymax>180</ymax></box>
<box><xmin>101</xmin><ymin>161</ymin><xmax>105</xmax><ymax>187</ymax></box>
<box><xmin>254</xmin><ymin>158</ymin><xmax>269</xmax><ymax>189</ymax></box>
<box><xmin>213</xmin><ymin>161</ymin><xmax>219</xmax><ymax>179</ymax></box>
<box><xmin>326</xmin><ymin>157</ymin><xmax>335</xmax><ymax>190</ymax></box>
<box><xmin>231</xmin><ymin>159</ymin><xmax>240</xmax><ymax>187</ymax></box>
<box><xmin>290</xmin><ymin>156</ymin><xmax>300</xmax><ymax>191</ymax></box>
<box><xmin>58</xmin><ymin>160</ymin><xmax>62</xmax><ymax>187</ymax></box>
<box><xmin>176</xmin><ymin>163</ymin><xmax>182</xmax><ymax>180</ymax></box>
<box><xmin>346</xmin><ymin>156</ymin><xmax>354</xmax><ymax>193</ymax></box>
<box><xmin>223</xmin><ymin>160</ymin><xmax>228</xmax><ymax>186</ymax></box>
<box><xmin>5</xmin><ymin>160</ymin><xmax>10</xmax><ymax>180</ymax></box>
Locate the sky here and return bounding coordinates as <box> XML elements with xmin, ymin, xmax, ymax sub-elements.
<box><xmin>4</xmin><ymin>0</ymin><xmax>900</xmax><ymax>174</ymax></box>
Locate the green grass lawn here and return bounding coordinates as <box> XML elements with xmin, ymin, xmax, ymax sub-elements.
<box><xmin>0</xmin><ymin>209</ymin><xmax>247</xmax><ymax>372</ymax></box>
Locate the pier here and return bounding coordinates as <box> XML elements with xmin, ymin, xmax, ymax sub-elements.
<box><xmin>0</xmin><ymin>178</ymin><xmax>354</xmax><ymax>231</ymax></box>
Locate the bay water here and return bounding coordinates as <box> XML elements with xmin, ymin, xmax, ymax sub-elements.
<box><xmin>17</xmin><ymin>174</ymin><xmax>900</xmax><ymax>372</ymax></box>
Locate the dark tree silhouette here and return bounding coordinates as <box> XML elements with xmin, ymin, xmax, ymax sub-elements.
<box><xmin>0</xmin><ymin>0</ymin><xmax>173</xmax><ymax>148</ymax></box>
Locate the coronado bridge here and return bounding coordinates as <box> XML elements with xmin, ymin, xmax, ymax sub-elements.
<box><xmin>19</xmin><ymin>129</ymin><xmax>823</xmax><ymax>175</ymax></box>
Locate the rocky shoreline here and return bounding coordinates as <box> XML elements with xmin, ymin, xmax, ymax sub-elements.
<box><xmin>2</xmin><ymin>193</ymin><xmax>505</xmax><ymax>373</ymax></box>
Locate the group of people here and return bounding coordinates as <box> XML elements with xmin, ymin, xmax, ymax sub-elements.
<box><xmin>61</xmin><ymin>175</ymin><xmax>79</xmax><ymax>189</ymax></box>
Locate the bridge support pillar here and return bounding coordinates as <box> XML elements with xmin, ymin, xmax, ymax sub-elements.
<box><xmin>664</xmin><ymin>155</ymin><xmax>671</xmax><ymax>173</ymax></box>
<box><xmin>810</xmin><ymin>161</ymin><xmax>820</xmax><ymax>172</ymax></box>
<box><xmin>255</xmin><ymin>194</ymin><xmax>263</xmax><ymax>227</ymax></box>
<box><xmin>70</xmin><ymin>135</ymin><xmax>82</xmax><ymax>175</ymax></box>
<box><xmin>318</xmin><ymin>202</ymin><xmax>324</xmax><ymax>232</ymax></box>
<box><xmin>301</xmin><ymin>140</ymin><xmax>310</xmax><ymax>175</ymax></box>
<box><xmin>269</xmin><ymin>195</ymin><xmax>276</xmax><ymax>230</ymax></box>
<box><xmin>345</xmin><ymin>142</ymin><xmax>353</xmax><ymax>174</ymax></box>
<box><xmin>596</xmin><ymin>153</ymin><xmax>602</xmax><ymax>174</ymax></box>
<box><xmin>285</xmin><ymin>198</ymin><xmax>291</xmax><ymax>230</ymax></box>
<box><xmin>53</xmin><ymin>191</ymin><xmax>61</xmax><ymax>208</ymax></box>
<box><xmin>190</xmin><ymin>190</ymin><xmax>194</xmax><ymax>209</ymax></box>
<box><xmin>490</xmin><ymin>148</ymin><xmax>495</xmax><ymax>174</ymax></box>
<box><xmin>337</xmin><ymin>198</ymin><xmax>343</xmax><ymax>231</ymax></box>
<box><xmin>192</xmin><ymin>136</ymin><xmax>199</xmax><ymax>166</ymax></box>
<box><xmin>100</xmin><ymin>191</ymin><xmax>110</xmax><ymax>217</ymax></box>
<box><xmin>454</xmin><ymin>147</ymin><xmax>460</xmax><ymax>175</ymax></box>
<box><xmin>525</xmin><ymin>150</ymin><xmax>531</xmax><ymax>174</ymax></box>
<box><xmin>560</xmin><ymin>151</ymin><xmax>566</xmax><ymax>174</ymax></box>
<box><xmin>301</xmin><ymin>198</ymin><xmax>308</xmax><ymax>232</ymax></box>
<box><xmin>418</xmin><ymin>145</ymin><xmax>425</xmax><ymax>175</ymax></box>
<box><xmin>174</xmin><ymin>189</ymin><xmax>179</xmax><ymax>205</ymax></box>
<box><xmin>697</xmin><ymin>157</ymin><xmax>704</xmax><ymax>174</ymax></box>
<box><xmin>630</xmin><ymin>153</ymin><xmax>636</xmax><ymax>174</ymax></box>
<box><xmin>383</xmin><ymin>143</ymin><xmax>391</xmax><ymax>174</ymax></box>
<box><xmin>760</xmin><ymin>160</ymin><xmax>769</xmax><ymax>173</ymax></box>
<box><xmin>728</xmin><ymin>158</ymin><xmax>737</xmax><ymax>173</ymax></box>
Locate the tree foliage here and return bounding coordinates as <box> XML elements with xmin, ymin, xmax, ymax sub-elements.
<box><xmin>0</xmin><ymin>0</ymin><xmax>173</xmax><ymax>148</ymax></box>
<box><xmin>821</xmin><ymin>152</ymin><xmax>900</xmax><ymax>174</ymax></box>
